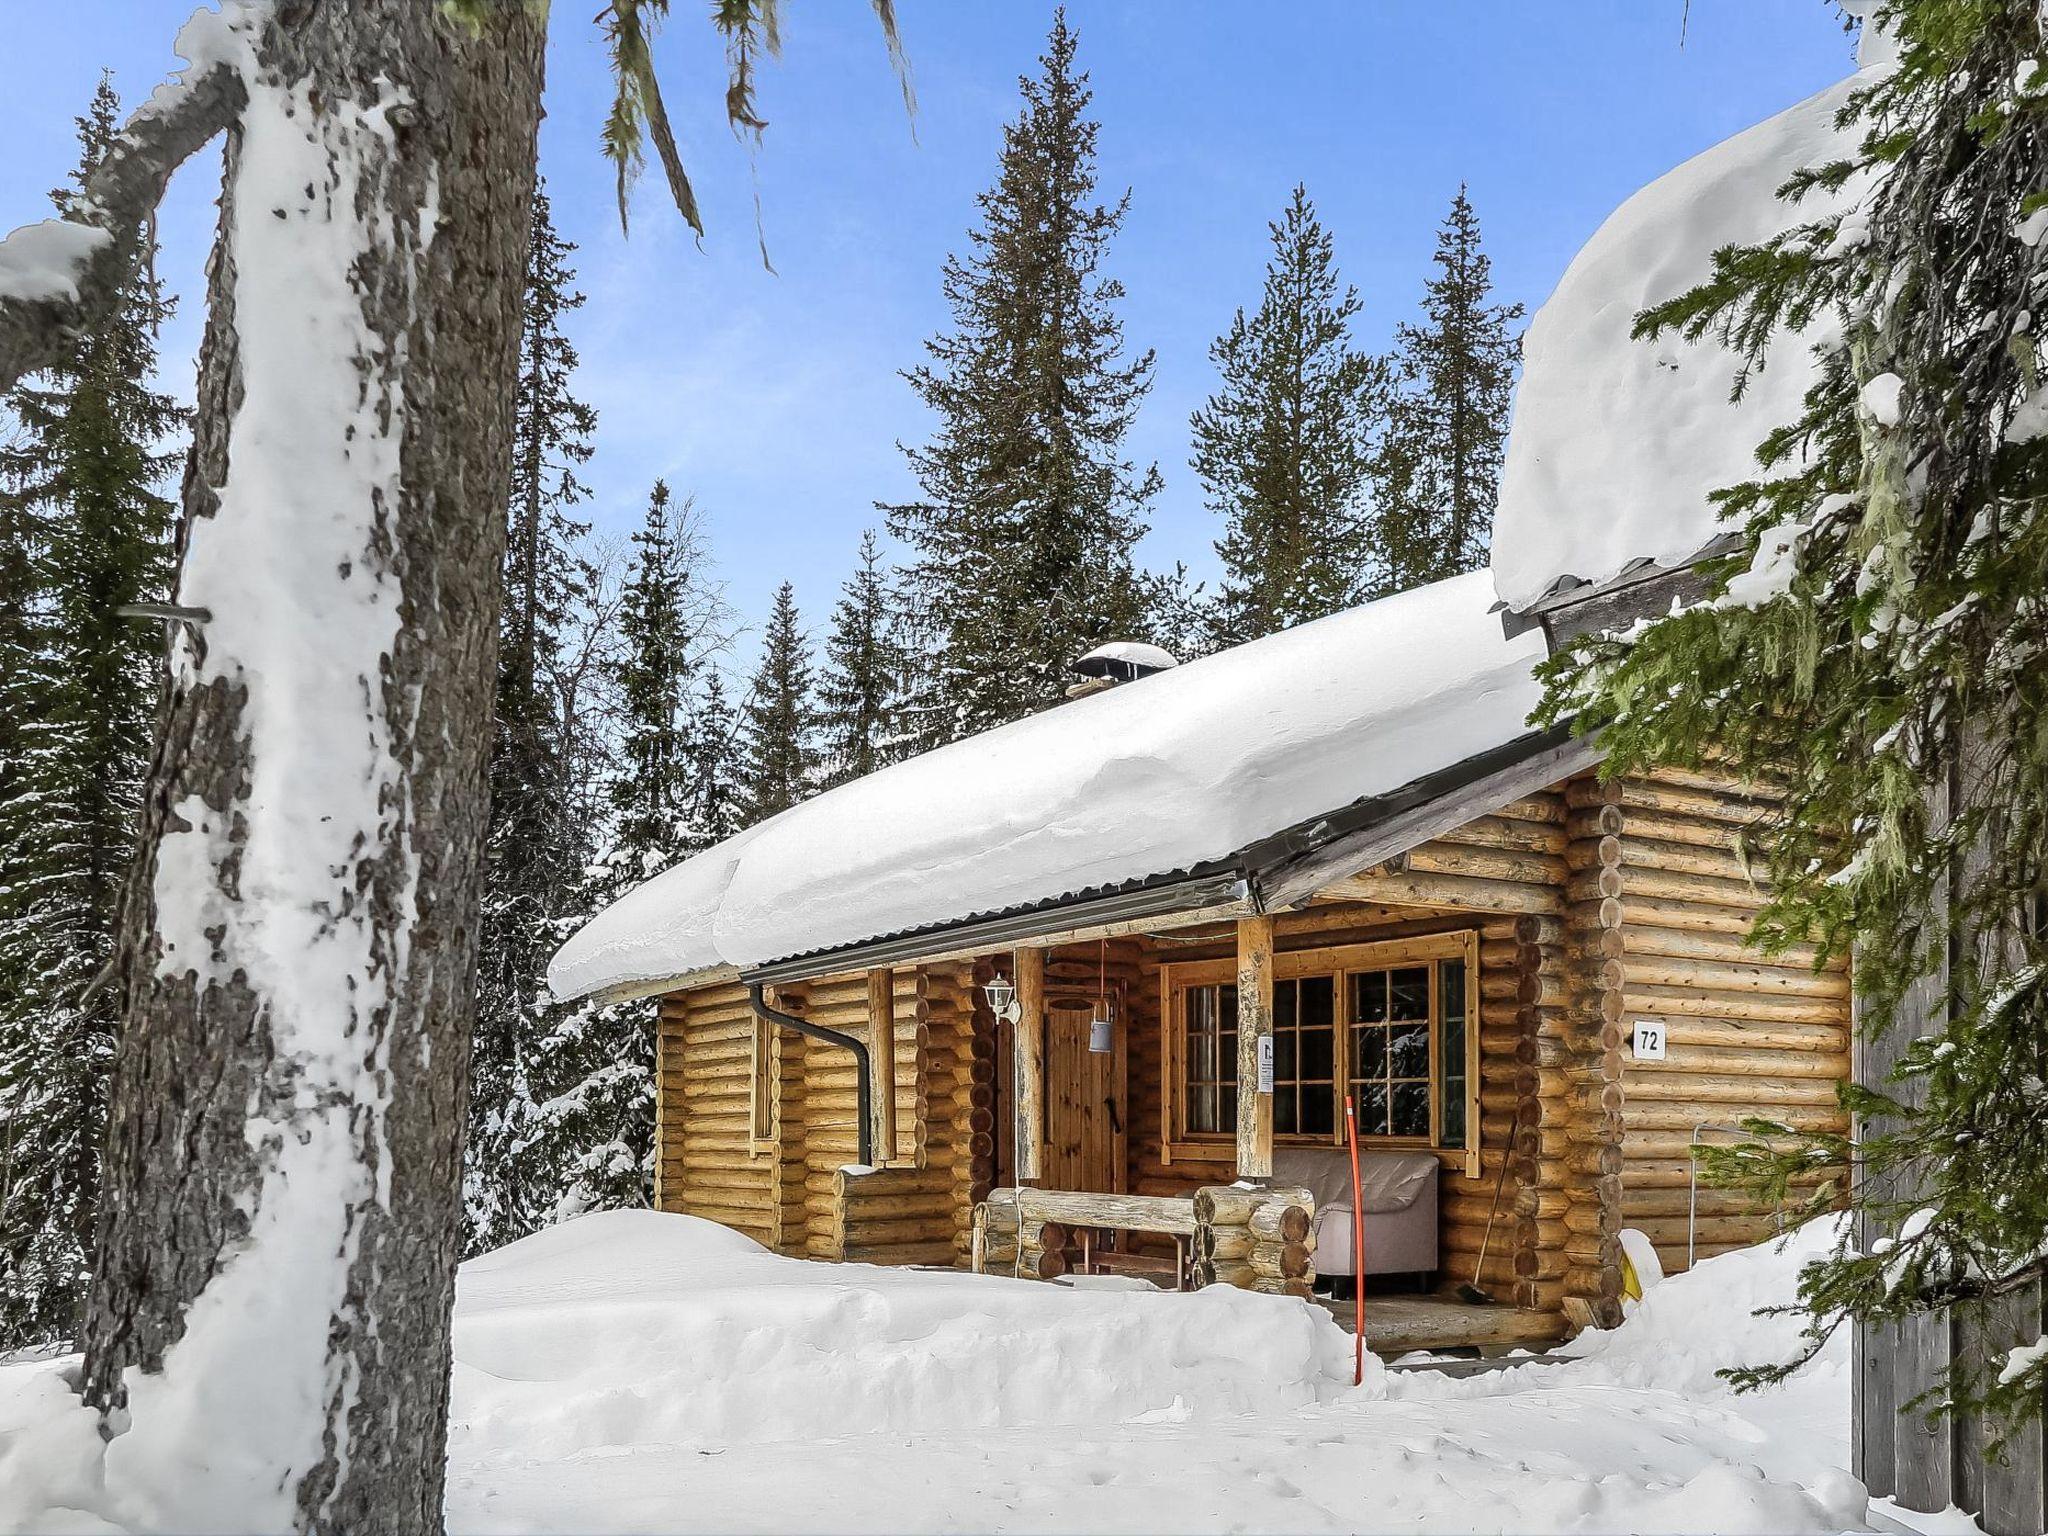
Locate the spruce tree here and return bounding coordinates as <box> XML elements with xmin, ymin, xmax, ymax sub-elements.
<box><xmin>1537</xmin><ymin>2</ymin><xmax>2048</xmax><ymax>1431</ymax></box>
<box><xmin>601</xmin><ymin>481</ymin><xmax>705</xmax><ymax>885</ymax></box>
<box><xmin>742</xmin><ymin>581</ymin><xmax>821</xmax><ymax>821</ymax></box>
<box><xmin>1192</xmin><ymin>184</ymin><xmax>1385</xmax><ymax>644</ymax></box>
<box><xmin>1375</xmin><ymin>186</ymin><xmax>1522</xmax><ymax>590</ymax></box>
<box><xmin>686</xmin><ymin>669</ymin><xmax>746</xmax><ymax>850</ymax></box>
<box><xmin>818</xmin><ymin>530</ymin><xmax>908</xmax><ymax>787</ymax></box>
<box><xmin>0</xmin><ymin>75</ymin><xmax>182</xmax><ymax>1347</ymax></box>
<box><xmin>465</xmin><ymin>182</ymin><xmax>600</xmax><ymax>1252</ymax></box>
<box><xmin>886</xmin><ymin>10</ymin><xmax>1161</xmax><ymax>740</ymax></box>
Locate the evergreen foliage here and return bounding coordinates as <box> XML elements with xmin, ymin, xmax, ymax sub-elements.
<box><xmin>0</xmin><ymin>76</ymin><xmax>181</xmax><ymax>1347</ymax></box>
<box><xmin>1192</xmin><ymin>185</ymin><xmax>1385</xmax><ymax>644</ymax></box>
<box><xmin>465</xmin><ymin>184</ymin><xmax>605</xmax><ymax>1252</ymax></box>
<box><xmin>1536</xmin><ymin>0</ymin><xmax>2048</xmax><ymax>1432</ymax></box>
<box><xmin>817</xmin><ymin>529</ymin><xmax>909</xmax><ymax>787</ymax></box>
<box><xmin>1374</xmin><ymin>186</ymin><xmax>1522</xmax><ymax>591</ymax></box>
<box><xmin>742</xmin><ymin>581</ymin><xmax>820</xmax><ymax>821</ymax></box>
<box><xmin>686</xmin><ymin>669</ymin><xmax>746</xmax><ymax>850</ymax></box>
<box><xmin>886</xmin><ymin>11</ymin><xmax>1160</xmax><ymax>740</ymax></box>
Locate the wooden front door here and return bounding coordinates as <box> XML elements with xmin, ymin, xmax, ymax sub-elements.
<box><xmin>1043</xmin><ymin>1001</ymin><xmax>1122</xmax><ymax>1193</ymax></box>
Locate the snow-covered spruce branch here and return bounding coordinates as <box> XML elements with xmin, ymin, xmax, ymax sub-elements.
<box><xmin>0</xmin><ymin>44</ymin><xmax>246</xmax><ymax>391</ymax></box>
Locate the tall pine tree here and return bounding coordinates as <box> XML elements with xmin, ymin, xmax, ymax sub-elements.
<box><xmin>685</xmin><ymin>669</ymin><xmax>746</xmax><ymax>851</ymax></box>
<box><xmin>886</xmin><ymin>11</ymin><xmax>1160</xmax><ymax>740</ymax></box>
<box><xmin>742</xmin><ymin>582</ymin><xmax>820</xmax><ymax>821</ymax></box>
<box><xmin>817</xmin><ymin>530</ymin><xmax>908</xmax><ymax>788</ymax></box>
<box><xmin>0</xmin><ymin>75</ymin><xmax>182</xmax><ymax>1347</ymax></box>
<box><xmin>465</xmin><ymin>182</ymin><xmax>601</xmax><ymax>1252</ymax></box>
<box><xmin>1374</xmin><ymin>186</ymin><xmax>1522</xmax><ymax>591</ymax></box>
<box><xmin>1192</xmin><ymin>184</ymin><xmax>1385</xmax><ymax>644</ymax></box>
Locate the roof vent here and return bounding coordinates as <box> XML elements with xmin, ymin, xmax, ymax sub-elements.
<box><xmin>1066</xmin><ymin>640</ymin><xmax>1179</xmax><ymax>698</ymax></box>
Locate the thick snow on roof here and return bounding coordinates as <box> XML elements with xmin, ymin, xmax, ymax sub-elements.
<box><xmin>1490</xmin><ymin>62</ymin><xmax>1876</xmax><ymax>611</ymax></box>
<box><xmin>549</xmin><ymin>569</ymin><xmax>1547</xmax><ymax>1001</ymax></box>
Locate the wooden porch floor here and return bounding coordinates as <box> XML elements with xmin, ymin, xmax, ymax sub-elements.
<box><xmin>1314</xmin><ymin>1294</ymin><xmax>1567</xmax><ymax>1357</ymax></box>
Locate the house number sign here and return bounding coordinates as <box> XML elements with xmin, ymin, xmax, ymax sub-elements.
<box><xmin>1631</xmin><ymin>1021</ymin><xmax>1668</xmax><ymax>1061</ymax></box>
<box><xmin>1256</xmin><ymin>1034</ymin><xmax>1274</xmax><ymax>1093</ymax></box>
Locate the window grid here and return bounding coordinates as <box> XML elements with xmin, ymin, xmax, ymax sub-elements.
<box><xmin>1164</xmin><ymin>935</ymin><xmax>1478</xmax><ymax>1159</ymax></box>
<box><xmin>1179</xmin><ymin>981</ymin><xmax>1239</xmax><ymax>1137</ymax></box>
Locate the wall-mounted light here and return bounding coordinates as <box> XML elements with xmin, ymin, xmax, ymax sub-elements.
<box><xmin>983</xmin><ymin>974</ymin><xmax>1020</xmax><ymax>1024</ymax></box>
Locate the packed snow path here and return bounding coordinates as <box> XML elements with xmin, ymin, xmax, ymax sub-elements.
<box><xmin>0</xmin><ymin>1211</ymin><xmax>1873</xmax><ymax>1533</ymax></box>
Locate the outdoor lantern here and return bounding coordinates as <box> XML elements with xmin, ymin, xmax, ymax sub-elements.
<box><xmin>983</xmin><ymin>974</ymin><xmax>1019</xmax><ymax>1023</ymax></box>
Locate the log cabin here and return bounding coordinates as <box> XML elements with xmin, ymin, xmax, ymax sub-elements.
<box><xmin>548</xmin><ymin>569</ymin><xmax>1849</xmax><ymax>1349</ymax></box>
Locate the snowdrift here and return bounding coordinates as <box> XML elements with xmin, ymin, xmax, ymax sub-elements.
<box><xmin>450</xmin><ymin>1209</ymin><xmax>1365</xmax><ymax>1458</ymax></box>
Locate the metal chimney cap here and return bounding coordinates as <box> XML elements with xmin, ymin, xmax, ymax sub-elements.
<box><xmin>1070</xmin><ymin>640</ymin><xmax>1180</xmax><ymax>681</ymax></box>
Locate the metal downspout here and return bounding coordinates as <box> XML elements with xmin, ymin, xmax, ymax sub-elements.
<box><xmin>747</xmin><ymin>982</ymin><xmax>875</xmax><ymax>1169</ymax></box>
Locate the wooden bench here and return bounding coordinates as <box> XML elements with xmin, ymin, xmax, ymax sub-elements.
<box><xmin>972</xmin><ymin>1189</ymin><xmax>1197</xmax><ymax>1288</ymax></box>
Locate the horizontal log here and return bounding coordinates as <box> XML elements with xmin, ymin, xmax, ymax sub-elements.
<box><xmin>1322</xmin><ymin>870</ymin><xmax>1563</xmax><ymax>917</ymax></box>
<box><xmin>1194</xmin><ymin>1259</ymin><xmax>1256</xmax><ymax>1288</ymax></box>
<box><xmin>843</xmin><ymin>1241</ymin><xmax>962</xmax><ymax>1267</ymax></box>
<box><xmin>1248</xmin><ymin>1243</ymin><xmax>1314</xmax><ymax>1280</ymax></box>
<box><xmin>1407</xmin><ymin>841</ymin><xmax>1570</xmax><ymax>888</ymax></box>
<box><xmin>1248</xmin><ymin>1203</ymin><xmax>1312</xmax><ymax>1244</ymax></box>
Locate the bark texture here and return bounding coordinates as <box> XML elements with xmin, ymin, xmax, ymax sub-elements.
<box><xmin>82</xmin><ymin>5</ymin><xmax>545</xmax><ymax>1530</ymax></box>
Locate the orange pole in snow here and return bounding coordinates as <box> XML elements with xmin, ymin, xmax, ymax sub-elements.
<box><xmin>1345</xmin><ymin>1095</ymin><xmax>1365</xmax><ymax>1385</ymax></box>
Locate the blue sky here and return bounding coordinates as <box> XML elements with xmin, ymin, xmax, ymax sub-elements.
<box><xmin>5</xmin><ymin>2</ymin><xmax>1856</xmax><ymax>656</ymax></box>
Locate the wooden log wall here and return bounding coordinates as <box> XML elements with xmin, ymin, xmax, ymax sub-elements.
<box><xmin>1564</xmin><ymin>766</ymin><xmax>1852</xmax><ymax>1310</ymax></box>
<box><xmin>658</xmin><ymin>983</ymin><xmax>778</xmax><ymax>1247</ymax></box>
<box><xmin>1295</xmin><ymin>789</ymin><xmax>1572</xmax><ymax>1313</ymax></box>
<box><xmin>653</xmin><ymin>964</ymin><xmax>986</xmax><ymax>1266</ymax></box>
<box><xmin>651</xmin><ymin>769</ymin><xmax>1850</xmax><ymax>1326</ymax></box>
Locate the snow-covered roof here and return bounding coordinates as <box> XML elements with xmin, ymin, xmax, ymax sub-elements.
<box><xmin>1075</xmin><ymin>639</ymin><xmax>1179</xmax><ymax>675</ymax></box>
<box><xmin>1490</xmin><ymin>57</ymin><xmax>1877</xmax><ymax>612</ymax></box>
<box><xmin>548</xmin><ymin>569</ymin><xmax>1549</xmax><ymax>1002</ymax></box>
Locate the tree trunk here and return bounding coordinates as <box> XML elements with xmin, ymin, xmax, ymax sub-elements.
<box><xmin>81</xmin><ymin>5</ymin><xmax>543</xmax><ymax>1530</ymax></box>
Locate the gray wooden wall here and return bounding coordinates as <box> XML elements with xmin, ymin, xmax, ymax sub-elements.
<box><xmin>1853</xmin><ymin>838</ymin><xmax>2046</xmax><ymax>1535</ymax></box>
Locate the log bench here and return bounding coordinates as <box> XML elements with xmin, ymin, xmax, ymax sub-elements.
<box><xmin>972</xmin><ymin>1186</ymin><xmax>1316</xmax><ymax>1298</ymax></box>
<box><xmin>973</xmin><ymin>1189</ymin><xmax>1196</xmax><ymax>1288</ymax></box>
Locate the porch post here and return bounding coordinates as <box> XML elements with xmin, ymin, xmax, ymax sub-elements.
<box><xmin>1013</xmin><ymin>946</ymin><xmax>1045</xmax><ymax>1182</ymax></box>
<box><xmin>1235</xmin><ymin>915</ymin><xmax>1275</xmax><ymax>1178</ymax></box>
<box><xmin>866</xmin><ymin>967</ymin><xmax>897</xmax><ymax>1166</ymax></box>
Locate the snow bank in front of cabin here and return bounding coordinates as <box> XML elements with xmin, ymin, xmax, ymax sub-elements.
<box><xmin>0</xmin><ymin>1212</ymin><xmax>1875</xmax><ymax>1533</ymax></box>
<box><xmin>1554</xmin><ymin>1215</ymin><xmax>1848</xmax><ymax>1398</ymax></box>
<box><xmin>449</xmin><ymin>1210</ymin><xmax>1363</xmax><ymax>1457</ymax></box>
<box><xmin>551</xmin><ymin>569</ymin><xmax>1548</xmax><ymax>1000</ymax></box>
<box><xmin>1490</xmin><ymin>62</ymin><xmax>1877</xmax><ymax>611</ymax></box>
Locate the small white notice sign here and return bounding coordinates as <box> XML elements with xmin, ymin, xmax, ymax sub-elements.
<box><xmin>1632</xmin><ymin>1021</ymin><xmax>1668</xmax><ymax>1061</ymax></box>
<box><xmin>1256</xmin><ymin>1034</ymin><xmax>1275</xmax><ymax>1093</ymax></box>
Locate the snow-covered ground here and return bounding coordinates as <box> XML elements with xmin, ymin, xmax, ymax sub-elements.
<box><xmin>0</xmin><ymin>1211</ymin><xmax>1887</xmax><ymax>1533</ymax></box>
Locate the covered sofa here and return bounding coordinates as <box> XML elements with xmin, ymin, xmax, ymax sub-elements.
<box><xmin>1272</xmin><ymin>1147</ymin><xmax>1439</xmax><ymax>1279</ymax></box>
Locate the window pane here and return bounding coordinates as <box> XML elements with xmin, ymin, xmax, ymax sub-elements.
<box><xmin>1439</xmin><ymin>958</ymin><xmax>1468</xmax><ymax>1149</ymax></box>
<box><xmin>1392</xmin><ymin>1081</ymin><xmax>1431</xmax><ymax>1137</ymax></box>
<box><xmin>1220</xmin><ymin>1083</ymin><xmax>1238</xmax><ymax>1128</ymax></box>
<box><xmin>1275</xmin><ymin>979</ymin><xmax>1297</xmax><ymax>1030</ymax></box>
<box><xmin>1358</xmin><ymin>1082</ymin><xmax>1389</xmax><ymax>1136</ymax></box>
<box><xmin>1354</xmin><ymin>1024</ymin><xmax>1387</xmax><ymax>1082</ymax></box>
<box><xmin>1301</xmin><ymin>1086</ymin><xmax>1334</xmax><ymax>1137</ymax></box>
<box><xmin>1302</xmin><ymin>1021</ymin><xmax>1333</xmax><ymax>1084</ymax></box>
<box><xmin>1390</xmin><ymin>1020</ymin><xmax>1429</xmax><ymax>1078</ymax></box>
<box><xmin>1352</xmin><ymin>972</ymin><xmax>1387</xmax><ymax>1024</ymax></box>
<box><xmin>1301</xmin><ymin>976</ymin><xmax>1334</xmax><ymax>1030</ymax></box>
<box><xmin>1440</xmin><ymin>1078</ymin><xmax>1467</xmax><ymax>1147</ymax></box>
<box><xmin>1275</xmin><ymin>1086</ymin><xmax>1298</xmax><ymax>1136</ymax></box>
<box><xmin>1390</xmin><ymin>966</ymin><xmax>1430</xmax><ymax>1020</ymax></box>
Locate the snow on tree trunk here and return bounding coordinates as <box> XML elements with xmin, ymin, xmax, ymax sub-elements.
<box><xmin>75</xmin><ymin>4</ymin><xmax>544</xmax><ymax>1529</ymax></box>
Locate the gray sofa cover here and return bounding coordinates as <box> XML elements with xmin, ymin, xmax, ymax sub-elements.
<box><xmin>1271</xmin><ymin>1147</ymin><xmax>1439</xmax><ymax>1277</ymax></box>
